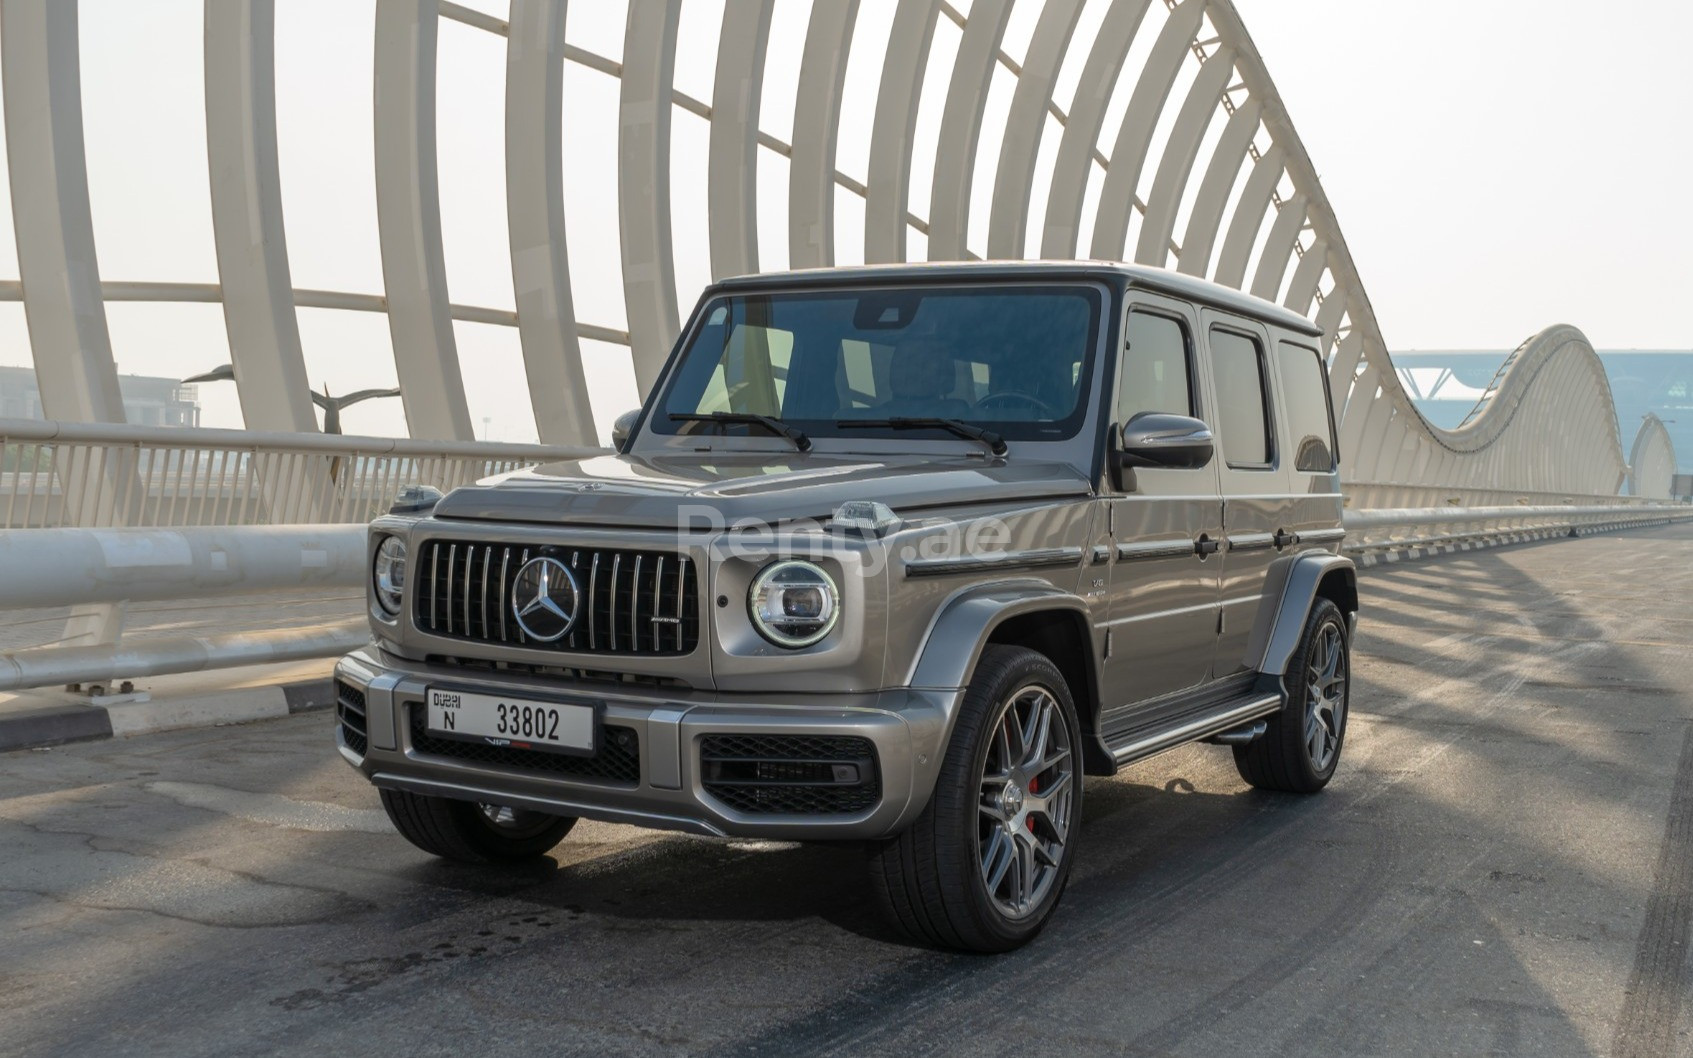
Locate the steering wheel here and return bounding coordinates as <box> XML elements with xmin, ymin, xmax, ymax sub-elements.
<box><xmin>974</xmin><ymin>391</ymin><xmax>1058</xmax><ymax>418</ymax></box>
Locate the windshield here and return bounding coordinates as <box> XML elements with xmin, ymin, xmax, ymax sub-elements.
<box><xmin>652</xmin><ymin>284</ymin><xmax>1101</xmax><ymax>445</ymax></box>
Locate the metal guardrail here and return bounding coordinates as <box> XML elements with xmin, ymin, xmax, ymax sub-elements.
<box><xmin>0</xmin><ymin>418</ymin><xmax>601</xmax><ymax>529</ymax></box>
<box><xmin>0</xmin><ymin>525</ymin><xmax>366</xmax><ymax>609</ymax></box>
<box><xmin>1</xmin><ymin>503</ymin><xmax>1688</xmax><ymax>694</ymax></box>
<box><xmin>1340</xmin><ymin>503</ymin><xmax>1693</xmax><ymax>552</ymax></box>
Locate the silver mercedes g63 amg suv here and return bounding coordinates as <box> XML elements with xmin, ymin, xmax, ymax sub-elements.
<box><xmin>334</xmin><ymin>261</ymin><xmax>1357</xmax><ymax>952</ymax></box>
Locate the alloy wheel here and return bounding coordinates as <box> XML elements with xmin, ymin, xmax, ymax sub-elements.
<box><xmin>1304</xmin><ymin>622</ymin><xmax>1347</xmax><ymax>771</ymax></box>
<box><xmin>975</xmin><ymin>685</ymin><xmax>1075</xmax><ymax>919</ymax></box>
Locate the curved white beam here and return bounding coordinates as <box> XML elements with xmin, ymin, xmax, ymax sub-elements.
<box><xmin>708</xmin><ymin>0</ymin><xmax>774</xmax><ymax>280</ymax></box>
<box><xmin>1088</xmin><ymin>0</ymin><xmax>1207</xmax><ymax>261</ymax></box>
<box><xmin>926</xmin><ymin>0</ymin><xmax>1014</xmax><ymax>261</ymax></box>
<box><xmin>1134</xmin><ymin>46</ymin><xmax>1236</xmax><ymax>266</ymax></box>
<box><xmin>204</xmin><ymin>0</ymin><xmax>318</xmax><ymax>434</ymax></box>
<box><xmin>985</xmin><ymin>0</ymin><xmax>1086</xmax><ymax>259</ymax></box>
<box><xmin>1212</xmin><ymin>143</ymin><xmax>1282</xmax><ymax>288</ymax></box>
<box><xmin>1281</xmin><ymin>238</ymin><xmax>1328</xmax><ymax>314</ymax></box>
<box><xmin>1248</xmin><ymin>193</ymin><xmax>1307</xmax><ymax>301</ymax></box>
<box><xmin>1039</xmin><ymin>0</ymin><xmax>1153</xmax><ymax>259</ymax></box>
<box><xmin>505</xmin><ymin>0</ymin><xmax>597</xmax><ymax>446</ymax></box>
<box><xmin>788</xmin><ymin>0</ymin><xmax>858</xmax><ymax>269</ymax></box>
<box><xmin>617</xmin><ymin>0</ymin><xmax>683</xmax><ymax>391</ymax></box>
<box><xmin>1311</xmin><ymin>283</ymin><xmax>1347</xmax><ymax>355</ymax></box>
<box><xmin>864</xmin><ymin>0</ymin><xmax>939</xmax><ymax>264</ymax></box>
<box><xmin>1628</xmin><ymin>414</ymin><xmax>1674</xmax><ymax>499</ymax></box>
<box><xmin>373</xmin><ymin>0</ymin><xmax>473</xmax><ymax>440</ymax></box>
<box><xmin>1</xmin><ymin>0</ymin><xmax>124</xmax><ymax>425</ymax></box>
<box><xmin>1175</xmin><ymin>97</ymin><xmax>1260</xmax><ymax>277</ymax></box>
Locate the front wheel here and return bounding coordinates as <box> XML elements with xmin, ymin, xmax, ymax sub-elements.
<box><xmin>1234</xmin><ymin>597</ymin><xmax>1350</xmax><ymax>793</ymax></box>
<box><xmin>379</xmin><ymin>788</ymin><xmax>577</xmax><ymax>863</ymax></box>
<box><xmin>868</xmin><ymin>645</ymin><xmax>1082</xmax><ymax>952</ymax></box>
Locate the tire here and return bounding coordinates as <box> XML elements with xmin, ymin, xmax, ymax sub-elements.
<box><xmin>1234</xmin><ymin>597</ymin><xmax>1350</xmax><ymax>793</ymax></box>
<box><xmin>868</xmin><ymin>645</ymin><xmax>1083</xmax><ymax>952</ymax></box>
<box><xmin>379</xmin><ymin>788</ymin><xmax>577</xmax><ymax>863</ymax></box>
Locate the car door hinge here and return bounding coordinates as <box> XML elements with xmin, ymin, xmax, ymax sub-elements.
<box><xmin>1217</xmin><ymin>611</ymin><xmax>1225</xmax><ymax>635</ymax></box>
<box><xmin>1103</xmin><ymin>629</ymin><xmax>1113</xmax><ymax>660</ymax></box>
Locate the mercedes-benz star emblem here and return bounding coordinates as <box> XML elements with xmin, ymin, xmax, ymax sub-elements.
<box><xmin>511</xmin><ymin>556</ymin><xmax>580</xmax><ymax>642</ymax></box>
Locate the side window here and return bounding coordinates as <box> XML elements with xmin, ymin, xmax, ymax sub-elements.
<box><xmin>1208</xmin><ymin>326</ymin><xmax>1273</xmax><ymax>467</ymax></box>
<box><xmin>1277</xmin><ymin>341</ymin><xmax>1337</xmax><ymax>472</ymax></box>
<box><xmin>1117</xmin><ymin>310</ymin><xmax>1194</xmax><ymax>425</ymax></box>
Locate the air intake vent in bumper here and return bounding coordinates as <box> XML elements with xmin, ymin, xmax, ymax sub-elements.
<box><xmin>335</xmin><ymin>679</ymin><xmax>368</xmax><ymax>757</ymax></box>
<box><xmin>700</xmin><ymin>734</ymin><xmax>880</xmax><ymax>815</ymax></box>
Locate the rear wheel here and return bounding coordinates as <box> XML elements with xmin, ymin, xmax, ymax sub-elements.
<box><xmin>379</xmin><ymin>788</ymin><xmax>577</xmax><ymax>863</ymax></box>
<box><xmin>869</xmin><ymin>645</ymin><xmax>1081</xmax><ymax>952</ymax></box>
<box><xmin>1234</xmin><ymin>598</ymin><xmax>1350</xmax><ymax>793</ymax></box>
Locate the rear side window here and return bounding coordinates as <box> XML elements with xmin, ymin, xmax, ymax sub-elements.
<box><xmin>1208</xmin><ymin>327</ymin><xmax>1272</xmax><ymax>467</ymax></box>
<box><xmin>1117</xmin><ymin>310</ymin><xmax>1194</xmax><ymax>423</ymax></box>
<box><xmin>1277</xmin><ymin>341</ymin><xmax>1338</xmax><ymax>472</ymax></box>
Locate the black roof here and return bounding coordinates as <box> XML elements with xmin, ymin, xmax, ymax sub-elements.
<box><xmin>707</xmin><ymin>260</ymin><xmax>1324</xmax><ymax>337</ymax></box>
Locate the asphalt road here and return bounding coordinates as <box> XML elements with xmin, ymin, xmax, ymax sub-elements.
<box><xmin>4</xmin><ymin>524</ymin><xmax>1691</xmax><ymax>1058</ymax></box>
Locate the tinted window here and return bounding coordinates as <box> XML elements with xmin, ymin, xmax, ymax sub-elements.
<box><xmin>1278</xmin><ymin>341</ymin><xmax>1336</xmax><ymax>471</ymax></box>
<box><xmin>1118</xmin><ymin>310</ymin><xmax>1193</xmax><ymax>423</ymax></box>
<box><xmin>1208</xmin><ymin>327</ymin><xmax>1272</xmax><ymax>467</ymax></box>
<box><xmin>656</xmin><ymin>286</ymin><xmax>1100</xmax><ymax>442</ymax></box>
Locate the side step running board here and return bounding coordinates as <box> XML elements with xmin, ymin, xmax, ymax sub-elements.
<box><xmin>1204</xmin><ymin>719</ymin><xmax>1267</xmax><ymax>746</ymax></box>
<box><xmin>1106</xmin><ymin>694</ymin><xmax>1282</xmax><ymax>767</ymax></box>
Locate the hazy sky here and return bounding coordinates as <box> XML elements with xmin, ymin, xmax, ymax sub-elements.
<box><xmin>1232</xmin><ymin>0</ymin><xmax>1692</xmax><ymax>352</ymax></box>
<box><xmin>0</xmin><ymin>0</ymin><xmax>1685</xmax><ymax>442</ymax></box>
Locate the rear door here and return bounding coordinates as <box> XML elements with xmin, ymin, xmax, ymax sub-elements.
<box><xmin>1200</xmin><ymin>311</ymin><xmax>1296</xmax><ymax>679</ymax></box>
<box><xmin>1100</xmin><ymin>293</ymin><xmax>1223</xmax><ymax>720</ymax></box>
<box><xmin>1272</xmin><ymin>336</ymin><xmax>1346</xmax><ymax>550</ymax></box>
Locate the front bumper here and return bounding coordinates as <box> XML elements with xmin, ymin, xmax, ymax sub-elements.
<box><xmin>332</xmin><ymin>648</ymin><xmax>959</xmax><ymax>840</ymax></box>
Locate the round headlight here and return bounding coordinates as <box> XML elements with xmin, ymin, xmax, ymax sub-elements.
<box><xmin>748</xmin><ymin>560</ymin><xmax>840</xmax><ymax>648</ymax></box>
<box><xmin>373</xmin><ymin>535</ymin><xmax>407</xmax><ymax>617</ymax></box>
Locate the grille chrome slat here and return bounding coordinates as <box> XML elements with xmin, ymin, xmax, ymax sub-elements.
<box><xmin>588</xmin><ymin>552</ymin><xmax>601</xmax><ymax>650</ymax></box>
<box><xmin>630</xmin><ymin>555</ymin><xmax>643</xmax><ymax>654</ymax></box>
<box><xmin>569</xmin><ymin>551</ymin><xmax>580</xmax><ymax>650</ymax></box>
<box><xmin>608</xmin><ymin>553</ymin><xmax>621</xmax><ymax>652</ymax></box>
<box><xmin>444</xmin><ymin>544</ymin><xmax>457</xmax><ymax>637</ymax></box>
<box><xmin>497</xmin><ymin>547</ymin><xmax>510</xmax><ymax>642</ymax></box>
<box><xmin>479</xmin><ymin>546</ymin><xmax>490</xmax><ymax>639</ymax></box>
<box><xmin>462</xmin><ymin>544</ymin><xmax>473</xmax><ymax>636</ymax></box>
<box><xmin>430</xmin><ymin>544</ymin><xmax>442</xmax><ymax>633</ymax></box>
<box><xmin>415</xmin><ymin>539</ymin><xmax>697</xmax><ymax>657</ymax></box>
<box><xmin>652</xmin><ymin>556</ymin><xmax>664</xmax><ymax>654</ymax></box>
<box><xmin>667</xmin><ymin>551</ymin><xmax>680</xmax><ymax>653</ymax></box>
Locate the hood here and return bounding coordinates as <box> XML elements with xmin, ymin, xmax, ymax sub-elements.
<box><xmin>430</xmin><ymin>452</ymin><xmax>1092</xmax><ymax>528</ymax></box>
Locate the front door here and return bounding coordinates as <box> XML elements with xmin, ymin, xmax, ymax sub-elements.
<box><xmin>1100</xmin><ymin>294</ymin><xmax>1223</xmax><ymax>723</ymax></box>
<box><xmin>1199</xmin><ymin>311</ymin><xmax>1297</xmax><ymax>678</ymax></box>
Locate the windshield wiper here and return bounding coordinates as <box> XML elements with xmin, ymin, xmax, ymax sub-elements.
<box><xmin>669</xmin><ymin>412</ymin><xmax>811</xmax><ymax>452</ymax></box>
<box><xmin>835</xmin><ymin>417</ymin><xmax>1007</xmax><ymax>456</ymax></box>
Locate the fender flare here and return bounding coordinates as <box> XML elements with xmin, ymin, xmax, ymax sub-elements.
<box><xmin>906</xmin><ymin>580</ymin><xmax>1096</xmax><ymax>692</ymax></box>
<box><xmin>1243</xmin><ymin>550</ymin><xmax>1358</xmax><ymax>679</ymax></box>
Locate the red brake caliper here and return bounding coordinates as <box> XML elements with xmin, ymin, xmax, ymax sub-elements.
<box><xmin>1026</xmin><ymin>776</ymin><xmax>1038</xmax><ymax>830</ymax></box>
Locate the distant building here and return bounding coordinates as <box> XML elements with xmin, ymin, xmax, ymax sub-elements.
<box><xmin>1392</xmin><ymin>350</ymin><xmax>1693</xmax><ymax>474</ymax></box>
<box><xmin>0</xmin><ymin>365</ymin><xmax>201</xmax><ymax>427</ymax></box>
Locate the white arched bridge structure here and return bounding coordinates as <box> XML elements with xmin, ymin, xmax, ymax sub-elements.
<box><xmin>0</xmin><ymin>0</ymin><xmax>1684</xmax><ymax>692</ymax></box>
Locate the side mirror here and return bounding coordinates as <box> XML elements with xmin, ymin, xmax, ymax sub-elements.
<box><xmin>1116</xmin><ymin>412</ymin><xmax>1214</xmax><ymax>470</ymax></box>
<box><xmin>610</xmin><ymin>408</ymin><xmax>642</xmax><ymax>453</ymax></box>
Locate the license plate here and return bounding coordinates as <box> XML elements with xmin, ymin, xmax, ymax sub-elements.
<box><xmin>425</xmin><ymin>688</ymin><xmax>596</xmax><ymax>756</ymax></box>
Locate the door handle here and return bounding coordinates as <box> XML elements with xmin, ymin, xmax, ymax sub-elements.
<box><xmin>1194</xmin><ymin>534</ymin><xmax>1220</xmax><ymax>557</ymax></box>
<box><xmin>1273</xmin><ymin>528</ymin><xmax>1298</xmax><ymax>550</ymax></box>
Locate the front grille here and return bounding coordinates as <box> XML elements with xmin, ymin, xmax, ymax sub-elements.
<box><xmin>407</xmin><ymin>705</ymin><xmax>640</xmax><ymax>785</ymax></box>
<box><xmin>335</xmin><ymin>679</ymin><xmax>368</xmax><ymax>757</ymax></box>
<box><xmin>413</xmin><ymin>540</ymin><xmax>700</xmax><ymax>657</ymax></box>
<box><xmin>700</xmin><ymin>734</ymin><xmax>880</xmax><ymax>816</ymax></box>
